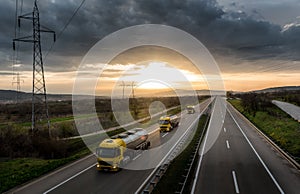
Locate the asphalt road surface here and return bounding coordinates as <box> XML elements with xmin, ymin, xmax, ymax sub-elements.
<box><xmin>8</xmin><ymin>99</ymin><xmax>212</xmax><ymax>194</ymax></box>
<box><xmin>192</xmin><ymin>97</ymin><xmax>300</xmax><ymax>194</ymax></box>
<box><xmin>272</xmin><ymin>100</ymin><xmax>300</xmax><ymax>121</ymax></box>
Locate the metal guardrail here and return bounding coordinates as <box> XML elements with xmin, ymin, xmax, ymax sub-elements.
<box><xmin>141</xmin><ymin>122</ymin><xmax>197</xmax><ymax>193</ymax></box>
<box><xmin>175</xmin><ymin>113</ymin><xmax>210</xmax><ymax>194</ymax></box>
<box><xmin>136</xmin><ymin>102</ymin><xmax>212</xmax><ymax>194</ymax></box>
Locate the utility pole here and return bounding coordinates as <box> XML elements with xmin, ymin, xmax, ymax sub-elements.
<box><xmin>119</xmin><ymin>81</ymin><xmax>126</xmax><ymax>99</ymax></box>
<box><xmin>13</xmin><ymin>0</ymin><xmax>55</xmax><ymax>137</ymax></box>
<box><xmin>130</xmin><ymin>81</ymin><xmax>136</xmax><ymax>99</ymax></box>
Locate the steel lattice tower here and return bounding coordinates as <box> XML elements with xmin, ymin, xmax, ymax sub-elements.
<box><xmin>13</xmin><ymin>0</ymin><xmax>55</xmax><ymax>137</ymax></box>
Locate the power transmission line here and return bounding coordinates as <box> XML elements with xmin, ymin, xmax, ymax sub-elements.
<box><xmin>43</xmin><ymin>0</ymin><xmax>86</xmax><ymax>61</ymax></box>
<box><xmin>119</xmin><ymin>81</ymin><xmax>136</xmax><ymax>99</ymax></box>
<box><xmin>12</xmin><ymin>0</ymin><xmax>24</xmax><ymax>100</ymax></box>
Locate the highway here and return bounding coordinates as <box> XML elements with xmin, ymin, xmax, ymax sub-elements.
<box><xmin>272</xmin><ymin>100</ymin><xmax>300</xmax><ymax>121</ymax></box>
<box><xmin>8</xmin><ymin>96</ymin><xmax>300</xmax><ymax>194</ymax></box>
<box><xmin>192</xmin><ymin>97</ymin><xmax>300</xmax><ymax>194</ymax></box>
<box><xmin>9</xmin><ymin>99</ymin><xmax>212</xmax><ymax>194</ymax></box>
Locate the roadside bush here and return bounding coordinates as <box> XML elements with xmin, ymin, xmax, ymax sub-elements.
<box><xmin>0</xmin><ymin>125</ymin><xmax>68</xmax><ymax>159</ymax></box>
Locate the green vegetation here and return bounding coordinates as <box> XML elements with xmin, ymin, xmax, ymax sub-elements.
<box><xmin>153</xmin><ymin>115</ymin><xmax>209</xmax><ymax>194</ymax></box>
<box><xmin>0</xmin><ymin>149</ymin><xmax>90</xmax><ymax>193</ymax></box>
<box><xmin>229</xmin><ymin>99</ymin><xmax>300</xmax><ymax>161</ymax></box>
<box><xmin>272</xmin><ymin>90</ymin><xmax>300</xmax><ymax>106</ymax></box>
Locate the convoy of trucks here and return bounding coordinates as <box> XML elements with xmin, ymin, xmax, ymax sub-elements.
<box><xmin>96</xmin><ymin>128</ymin><xmax>150</xmax><ymax>171</ymax></box>
<box><xmin>186</xmin><ymin>105</ymin><xmax>195</xmax><ymax>114</ymax></box>
<box><xmin>96</xmin><ymin>114</ymin><xmax>180</xmax><ymax>171</ymax></box>
<box><xmin>159</xmin><ymin>115</ymin><xmax>179</xmax><ymax>132</ymax></box>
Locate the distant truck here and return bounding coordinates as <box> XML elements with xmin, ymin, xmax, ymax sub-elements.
<box><xmin>159</xmin><ymin>115</ymin><xmax>179</xmax><ymax>132</ymax></box>
<box><xmin>96</xmin><ymin>128</ymin><xmax>150</xmax><ymax>171</ymax></box>
<box><xmin>186</xmin><ymin>105</ymin><xmax>195</xmax><ymax>114</ymax></box>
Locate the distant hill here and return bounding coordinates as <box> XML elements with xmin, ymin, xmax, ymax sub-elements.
<box><xmin>0</xmin><ymin>90</ymin><xmax>97</xmax><ymax>103</ymax></box>
<box><xmin>253</xmin><ymin>86</ymin><xmax>300</xmax><ymax>93</ymax></box>
<box><xmin>0</xmin><ymin>90</ymin><xmax>73</xmax><ymax>103</ymax></box>
<box><xmin>134</xmin><ymin>89</ymin><xmax>224</xmax><ymax>97</ymax></box>
<box><xmin>0</xmin><ymin>88</ymin><xmax>219</xmax><ymax>103</ymax></box>
<box><xmin>0</xmin><ymin>90</ymin><xmax>31</xmax><ymax>102</ymax></box>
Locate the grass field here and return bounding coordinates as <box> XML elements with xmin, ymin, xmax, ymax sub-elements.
<box><xmin>229</xmin><ymin>99</ymin><xmax>300</xmax><ymax>161</ymax></box>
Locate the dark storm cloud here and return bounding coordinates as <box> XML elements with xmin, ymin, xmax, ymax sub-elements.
<box><xmin>1</xmin><ymin>0</ymin><xmax>300</xmax><ymax>72</ymax></box>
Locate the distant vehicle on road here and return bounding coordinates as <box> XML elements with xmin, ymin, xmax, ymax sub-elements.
<box><xmin>187</xmin><ymin>105</ymin><xmax>195</xmax><ymax>114</ymax></box>
<box><xmin>159</xmin><ymin>115</ymin><xmax>179</xmax><ymax>132</ymax></box>
<box><xmin>96</xmin><ymin>128</ymin><xmax>150</xmax><ymax>171</ymax></box>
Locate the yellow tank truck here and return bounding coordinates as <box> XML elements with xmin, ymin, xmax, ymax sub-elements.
<box><xmin>96</xmin><ymin>128</ymin><xmax>150</xmax><ymax>171</ymax></box>
<box><xmin>159</xmin><ymin>115</ymin><xmax>179</xmax><ymax>132</ymax></box>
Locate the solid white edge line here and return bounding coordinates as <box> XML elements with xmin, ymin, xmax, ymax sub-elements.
<box><xmin>162</xmin><ymin>133</ymin><xmax>168</xmax><ymax>138</ymax></box>
<box><xmin>135</xmin><ymin>100</ymin><xmax>212</xmax><ymax>194</ymax></box>
<box><xmin>232</xmin><ymin>170</ymin><xmax>240</xmax><ymax>193</ymax></box>
<box><xmin>43</xmin><ymin>163</ymin><xmax>96</xmax><ymax>194</ymax></box>
<box><xmin>191</xmin><ymin>97</ymin><xmax>217</xmax><ymax>194</ymax></box>
<box><xmin>227</xmin><ymin>105</ymin><xmax>285</xmax><ymax>194</ymax></box>
<box><xmin>9</xmin><ymin>154</ymin><xmax>95</xmax><ymax>193</ymax></box>
<box><xmin>226</xmin><ymin>140</ymin><xmax>230</xmax><ymax>149</ymax></box>
<box><xmin>133</xmin><ymin>153</ymin><xmax>142</xmax><ymax>161</ymax></box>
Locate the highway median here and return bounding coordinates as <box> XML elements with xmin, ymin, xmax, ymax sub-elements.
<box><xmin>152</xmin><ymin>114</ymin><xmax>210</xmax><ymax>194</ymax></box>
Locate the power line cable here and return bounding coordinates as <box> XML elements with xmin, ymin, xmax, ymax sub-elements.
<box><xmin>43</xmin><ymin>0</ymin><xmax>86</xmax><ymax>61</ymax></box>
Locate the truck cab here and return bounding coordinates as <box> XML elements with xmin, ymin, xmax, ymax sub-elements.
<box><xmin>159</xmin><ymin>115</ymin><xmax>179</xmax><ymax>132</ymax></box>
<box><xmin>96</xmin><ymin>138</ymin><xmax>125</xmax><ymax>171</ymax></box>
<box><xmin>187</xmin><ymin>105</ymin><xmax>195</xmax><ymax>114</ymax></box>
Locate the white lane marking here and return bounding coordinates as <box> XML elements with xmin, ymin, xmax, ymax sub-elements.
<box><xmin>162</xmin><ymin>133</ymin><xmax>168</xmax><ymax>138</ymax></box>
<box><xmin>228</xmin><ymin>107</ymin><xmax>285</xmax><ymax>194</ymax></box>
<box><xmin>232</xmin><ymin>170</ymin><xmax>240</xmax><ymax>193</ymax></box>
<box><xmin>133</xmin><ymin>153</ymin><xmax>142</xmax><ymax>161</ymax></box>
<box><xmin>43</xmin><ymin>163</ymin><xmax>95</xmax><ymax>194</ymax></box>
<box><xmin>226</xmin><ymin>140</ymin><xmax>230</xmax><ymax>149</ymax></box>
<box><xmin>224</xmin><ymin>127</ymin><xmax>226</xmax><ymax>132</ymax></box>
<box><xmin>136</xmin><ymin>100</ymin><xmax>212</xmax><ymax>194</ymax></box>
<box><xmin>12</xmin><ymin>154</ymin><xmax>95</xmax><ymax>193</ymax></box>
<box><xmin>191</xmin><ymin>98</ymin><xmax>217</xmax><ymax>194</ymax></box>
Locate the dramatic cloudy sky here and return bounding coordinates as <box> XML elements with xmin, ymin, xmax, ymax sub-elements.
<box><xmin>0</xmin><ymin>0</ymin><xmax>299</xmax><ymax>94</ymax></box>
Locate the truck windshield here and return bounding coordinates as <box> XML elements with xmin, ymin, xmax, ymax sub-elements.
<box><xmin>159</xmin><ymin>120</ymin><xmax>169</xmax><ymax>125</ymax></box>
<box><xmin>96</xmin><ymin>148</ymin><xmax>118</xmax><ymax>158</ymax></box>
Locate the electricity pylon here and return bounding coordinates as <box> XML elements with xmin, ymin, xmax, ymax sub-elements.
<box><xmin>119</xmin><ymin>81</ymin><xmax>136</xmax><ymax>99</ymax></box>
<box><xmin>12</xmin><ymin>72</ymin><xmax>24</xmax><ymax>103</ymax></box>
<box><xmin>13</xmin><ymin>0</ymin><xmax>55</xmax><ymax>137</ymax></box>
